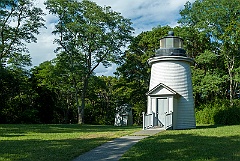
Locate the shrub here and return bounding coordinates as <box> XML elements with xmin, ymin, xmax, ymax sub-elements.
<box><xmin>214</xmin><ymin>106</ymin><xmax>240</xmax><ymax>125</ymax></box>
<box><xmin>196</xmin><ymin>99</ymin><xmax>240</xmax><ymax>125</ymax></box>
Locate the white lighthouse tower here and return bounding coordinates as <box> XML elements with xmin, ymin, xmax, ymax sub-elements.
<box><xmin>143</xmin><ymin>31</ymin><xmax>196</xmax><ymax>130</ymax></box>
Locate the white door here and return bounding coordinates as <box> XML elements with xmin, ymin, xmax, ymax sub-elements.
<box><xmin>157</xmin><ymin>98</ymin><xmax>168</xmax><ymax>127</ymax></box>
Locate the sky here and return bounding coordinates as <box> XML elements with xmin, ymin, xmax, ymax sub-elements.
<box><xmin>28</xmin><ymin>0</ymin><xmax>194</xmax><ymax>76</ymax></box>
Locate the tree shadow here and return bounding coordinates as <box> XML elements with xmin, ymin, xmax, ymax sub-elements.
<box><xmin>0</xmin><ymin>134</ymin><xmax>26</xmax><ymax>137</ymax></box>
<box><xmin>0</xmin><ymin>124</ymin><xmax>140</xmax><ymax>135</ymax></box>
<box><xmin>196</xmin><ymin>124</ymin><xmax>219</xmax><ymax>129</ymax></box>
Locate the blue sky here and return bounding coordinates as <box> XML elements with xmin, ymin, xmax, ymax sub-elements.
<box><xmin>28</xmin><ymin>0</ymin><xmax>194</xmax><ymax>75</ymax></box>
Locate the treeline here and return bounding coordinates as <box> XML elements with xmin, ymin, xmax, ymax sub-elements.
<box><xmin>0</xmin><ymin>0</ymin><xmax>239</xmax><ymax>125</ymax></box>
<box><xmin>0</xmin><ymin>66</ymin><xmax>127</xmax><ymax>124</ymax></box>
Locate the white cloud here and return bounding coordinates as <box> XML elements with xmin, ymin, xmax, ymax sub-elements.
<box><xmin>92</xmin><ymin>0</ymin><xmax>194</xmax><ymax>34</ymax></box>
<box><xmin>27</xmin><ymin>0</ymin><xmax>194</xmax><ymax>75</ymax></box>
<box><xmin>28</xmin><ymin>0</ymin><xmax>58</xmax><ymax>67</ymax></box>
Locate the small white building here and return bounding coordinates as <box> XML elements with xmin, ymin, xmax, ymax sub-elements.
<box><xmin>114</xmin><ymin>104</ymin><xmax>133</xmax><ymax>126</ymax></box>
<box><xmin>143</xmin><ymin>31</ymin><xmax>196</xmax><ymax>130</ymax></box>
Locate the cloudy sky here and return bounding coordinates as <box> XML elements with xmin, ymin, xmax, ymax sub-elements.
<box><xmin>28</xmin><ymin>0</ymin><xmax>194</xmax><ymax>75</ymax></box>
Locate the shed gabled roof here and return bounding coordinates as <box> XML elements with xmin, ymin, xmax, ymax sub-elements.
<box><xmin>146</xmin><ymin>83</ymin><xmax>179</xmax><ymax>96</ymax></box>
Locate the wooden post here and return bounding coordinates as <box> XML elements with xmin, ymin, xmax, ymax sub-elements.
<box><xmin>142</xmin><ymin>112</ymin><xmax>145</xmax><ymax>130</ymax></box>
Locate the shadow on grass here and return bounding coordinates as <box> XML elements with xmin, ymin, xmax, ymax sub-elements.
<box><xmin>121</xmin><ymin>130</ymin><xmax>240</xmax><ymax>160</ymax></box>
<box><xmin>1</xmin><ymin>134</ymin><xmax>26</xmax><ymax>137</ymax></box>
<box><xmin>0</xmin><ymin>137</ymin><xmax>108</xmax><ymax>161</ymax></box>
<box><xmin>196</xmin><ymin>124</ymin><xmax>220</xmax><ymax>129</ymax></box>
<box><xmin>0</xmin><ymin>124</ymin><xmax>140</xmax><ymax>135</ymax></box>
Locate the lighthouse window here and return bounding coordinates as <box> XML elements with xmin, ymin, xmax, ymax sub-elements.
<box><xmin>160</xmin><ymin>39</ymin><xmax>165</xmax><ymax>48</ymax></box>
<box><xmin>179</xmin><ymin>40</ymin><xmax>183</xmax><ymax>48</ymax></box>
<box><xmin>174</xmin><ymin>38</ymin><xmax>180</xmax><ymax>48</ymax></box>
<box><xmin>166</xmin><ymin>38</ymin><xmax>173</xmax><ymax>48</ymax></box>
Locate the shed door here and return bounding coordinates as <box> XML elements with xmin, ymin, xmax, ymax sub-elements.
<box><xmin>157</xmin><ymin>98</ymin><xmax>168</xmax><ymax>127</ymax></box>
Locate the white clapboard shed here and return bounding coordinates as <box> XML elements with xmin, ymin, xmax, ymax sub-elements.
<box><xmin>114</xmin><ymin>104</ymin><xmax>133</xmax><ymax>126</ymax></box>
<box><xmin>143</xmin><ymin>31</ymin><xmax>196</xmax><ymax>130</ymax></box>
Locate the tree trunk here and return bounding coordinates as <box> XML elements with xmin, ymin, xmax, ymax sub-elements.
<box><xmin>78</xmin><ymin>77</ymin><xmax>89</xmax><ymax>124</ymax></box>
<box><xmin>71</xmin><ymin>75</ymin><xmax>82</xmax><ymax>124</ymax></box>
<box><xmin>229</xmin><ymin>72</ymin><xmax>233</xmax><ymax>106</ymax></box>
<box><xmin>78</xmin><ymin>109</ymin><xmax>83</xmax><ymax>124</ymax></box>
<box><xmin>227</xmin><ymin>56</ymin><xmax>235</xmax><ymax>106</ymax></box>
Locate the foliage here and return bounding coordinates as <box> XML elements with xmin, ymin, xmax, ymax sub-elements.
<box><xmin>31</xmin><ymin>60</ymin><xmax>78</xmax><ymax>124</ymax></box>
<box><xmin>179</xmin><ymin>0</ymin><xmax>240</xmax><ymax>103</ymax></box>
<box><xmin>121</xmin><ymin>125</ymin><xmax>240</xmax><ymax>161</ymax></box>
<box><xmin>84</xmin><ymin>76</ymin><xmax>117</xmax><ymax>125</ymax></box>
<box><xmin>0</xmin><ymin>124</ymin><xmax>141</xmax><ymax>161</ymax></box>
<box><xmin>192</xmin><ymin>50</ymin><xmax>226</xmax><ymax>104</ymax></box>
<box><xmin>174</xmin><ymin>26</ymin><xmax>213</xmax><ymax>58</ymax></box>
<box><xmin>0</xmin><ymin>66</ymin><xmax>39</xmax><ymax>123</ymax></box>
<box><xmin>0</xmin><ymin>0</ymin><xmax>45</xmax><ymax>67</ymax></box>
<box><xmin>0</xmin><ymin>0</ymin><xmax>45</xmax><ymax>123</ymax></box>
<box><xmin>30</xmin><ymin>63</ymin><xmax>122</xmax><ymax>125</ymax></box>
<box><xmin>196</xmin><ymin>100</ymin><xmax>240</xmax><ymax>125</ymax></box>
<box><xmin>196</xmin><ymin>100</ymin><xmax>229</xmax><ymax>124</ymax></box>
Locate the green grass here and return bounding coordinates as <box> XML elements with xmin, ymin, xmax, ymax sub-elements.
<box><xmin>121</xmin><ymin>125</ymin><xmax>240</xmax><ymax>161</ymax></box>
<box><xmin>0</xmin><ymin>124</ymin><xmax>141</xmax><ymax>161</ymax></box>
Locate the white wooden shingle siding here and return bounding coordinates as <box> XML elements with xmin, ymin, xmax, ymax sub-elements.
<box><xmin>148</xmin><ymin>56</ymin><xmax>196</xmax><ymax>129</ymax></box>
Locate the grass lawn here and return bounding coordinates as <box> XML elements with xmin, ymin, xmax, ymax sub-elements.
<box><xmin>121</xmin><ymin>125</ymin><xmax>240</xmax><ymax>161</ymax></box>
<box><xmin>0</xmin><ymin>124</ymin><xmax>141</xmax><ymax>161</ymax></box>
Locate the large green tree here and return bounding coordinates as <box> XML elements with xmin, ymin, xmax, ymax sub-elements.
<box><xmin>45</xmin><ymin>0</ymin><xmax>133</xmax><ymax>124</ymax></box>
<box><xmin>0</xmin><ymin>0</ymin><xmax>45</xmax><ymax>67</ymax></box>
<box><xmin>179</xmin><ymin>0</ymin><xmax>240</xmax><ymax>104</ymax></box>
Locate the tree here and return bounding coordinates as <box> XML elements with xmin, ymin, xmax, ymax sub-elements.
<box><xmin>45</xmin><ymin>0</ymin><xmax>133</xmax><ymax>124</ymax></box>
<box><xmin>0</xmin><ymin>0</ymin><xmax>45</xmax><ymax>67</ymax></box>
<box><xmin>179</xmin><ymin>0</ymin><xmax>240</xmax><ymax>104</ymax></box>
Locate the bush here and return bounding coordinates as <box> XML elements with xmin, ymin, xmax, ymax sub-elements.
<box><xmin>214</xmin><ymin>106</ymin><xmax>240</xmax><ymax>125</ymax></box>
<box><xmin>196</xmin><ymin>99</ymin><xmax>240</xmax><ymax>125</ymax></box>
